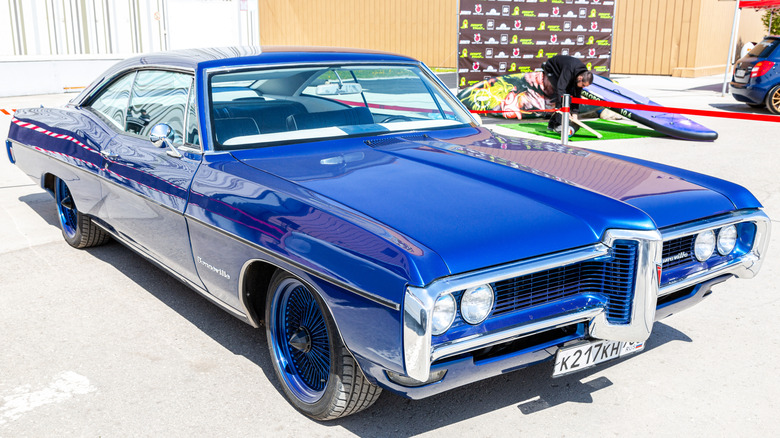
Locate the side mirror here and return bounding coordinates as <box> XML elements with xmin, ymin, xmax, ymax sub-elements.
<box><xmin>149</xmin><ymin>123</ymin><xmax>182</xmax><ymax>158</ymax></box>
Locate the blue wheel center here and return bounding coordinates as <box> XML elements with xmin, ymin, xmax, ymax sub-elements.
<box><xmin>288</xmin><ymin>327</ymin><xmax>312</xmax><ymax>353</ymax></box>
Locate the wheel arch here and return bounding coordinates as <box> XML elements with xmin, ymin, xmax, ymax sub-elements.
<box><xmin>238</xmin><ymin>258</ymin><xmax>381</xmax><ymax>380</ymax></box>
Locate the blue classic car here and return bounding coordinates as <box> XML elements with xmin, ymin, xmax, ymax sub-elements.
<box><xmin>5</xmin><ymin>47</ymin><xmax>771</xmax><ymax>420</ymax></box>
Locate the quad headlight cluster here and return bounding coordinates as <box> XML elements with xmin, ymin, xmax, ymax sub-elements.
<box><xmin>431</xmin><ymin>284</ymin><xmax>495</xmax><ymax>335</ymax></box>
<box><xmin>694</xmin><ymin>225</ymin><xmax>738</xmax><ymax>262</ymax></box>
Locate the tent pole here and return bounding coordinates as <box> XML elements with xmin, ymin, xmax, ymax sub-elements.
<box><xmin>722</xmin><ymin>0</ymin><xmax>742</xmax><ymax>96</ymax></box>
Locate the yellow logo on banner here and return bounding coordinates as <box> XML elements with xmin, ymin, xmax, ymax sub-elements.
<box><xmin>539</xmin><ymin>21</ymin><xmax>546</xmax><ymax>30</ymax></box>
<box><xmin>461</xmin><ymin>19</ymin><xmax>468</xmax><ymax>29</ymax></box>
<box><xmin>509</xmin><ymin>62</ymin><xmax>517</xmax><ymax>72</ymax></box>
<box><xmin>589</xmin><ymin>9</ymin><xmax>596</xmax><ymax>18</ymax></box>
<box><xmin>511</xmin><ymin>35</ymin><xmax>518</xmax><ymax>44</ymax></box>
<box><xmin>587</xmin><ymin>36</ymin><xmax>594</xmax><ymax>45</ymax></box>
<box><xmin>460</xmin><ymin>77</ymin><xmax>466</xmax><ymax>87</ymax></box>
<box><xmin>537</xmin><ymin>49</ymin><xmax>544</xmax><ymax>58</ymax></box>
<box><xmin>587</xmin><ymin>62</ymin><xmax>593</xmax><ymax>70</ymax></box>
<box><xmin>461</xmin><ymin>48</ymin><xmax>468</xmax><ymax>58</ymax></box>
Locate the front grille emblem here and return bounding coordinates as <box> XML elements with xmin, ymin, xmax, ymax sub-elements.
<box><xmin>662</xmin><ymin>251</ymin><xmax>690</xmax><ymax>265</ymax></box>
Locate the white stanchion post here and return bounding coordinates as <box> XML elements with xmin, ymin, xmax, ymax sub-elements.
<box><xmin>561</xmin><ymin>94</ymin><xmax>571</xmax><ymax>146</ymax></box>
<box><xmin>722</xmin><ymin>0</ymin><xmax>742</xmax><ymax>96</ymax></box>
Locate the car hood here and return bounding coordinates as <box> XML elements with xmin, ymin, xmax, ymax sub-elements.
<box><xmin>232</xmin><ymin>127</ymin><xmax>737</xmax><ymax>275</ymax></box>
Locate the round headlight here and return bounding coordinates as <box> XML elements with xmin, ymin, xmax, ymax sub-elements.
<box><xmin>461</xmin><ymin>284</ymin><xmax>494</xmax><ymax>325</ymax></box>
<box><xmin>694</xmin><ymin>230</ymin><xmax>716</xmax><ymax>261</ymax></box>
<box><xmin>431</xmin><ymin>294</ymin><xmax>456</xmax><ymax>336</ymax></box>
<box><xmin>717</xmin><ymin>225</ymin><xmax>738</xmax><ymax>255</ymax></box>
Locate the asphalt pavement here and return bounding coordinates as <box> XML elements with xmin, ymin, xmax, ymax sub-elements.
<box><xmin>1</xmin><ymin>75</ymin><xmax>779</xmax><ymax>436</ymax></box>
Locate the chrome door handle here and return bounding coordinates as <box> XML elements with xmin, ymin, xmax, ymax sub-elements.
<box><xmin>100</xmin><ymin>149</ymin><xmax>118</xmax><ymax>160</ymax></box>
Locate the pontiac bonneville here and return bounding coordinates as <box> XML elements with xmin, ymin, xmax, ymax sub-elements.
<box><xmin>5</xmin><ymin>47</ymin><xmax>770</xmax><ymax>419</ymax></box>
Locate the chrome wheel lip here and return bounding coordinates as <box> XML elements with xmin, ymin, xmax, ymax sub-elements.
<box><xmin>269</xmin><ymin>278</ymin><xmax>331</xmax><ymax>404</ymax></box>
<box><xmin>55</xmin><ymin>179</ymin><xmax>78</xmax><ymax>238</ymax></box>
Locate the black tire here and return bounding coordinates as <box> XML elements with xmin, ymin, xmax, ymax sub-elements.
<box><xmin>54</xmin><ymin>178</ymin><xmax>110</xmax><ymax>248</ymax></box>
<box><xmin>765</xmin><ymin>85</ymin><xmax>780</xmax><ymax>115</ymax></box>
<box><xmin>265</xmin><ymin>270</ymin><xmax>381</xmax><ymax>420</ymax></box>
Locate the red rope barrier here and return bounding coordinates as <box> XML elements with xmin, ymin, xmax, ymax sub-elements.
<box><xmin>470</xmin><ymin>108</ymin><xmax>558</xmax><ymax>115</ymax></box>
<box><xmin>571</xmin><ymin>97</ymin><xmax>780</xmax><ymax>123</ymax></box>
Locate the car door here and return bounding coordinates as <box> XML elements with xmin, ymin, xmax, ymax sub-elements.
<box><xmin>98</xmin><ymin>69</ymin><xmax>204</xmax><ymax>287</ymax></box>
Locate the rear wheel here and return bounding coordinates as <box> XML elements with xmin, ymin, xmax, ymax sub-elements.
<box><xmin>265</xmin><ymin>271</ymin><xmax>381</xmax><ymax>420</ymax></box>
<box><xmin>765</xmin><ymin>85</ymin><xmax>780</xmax><ymax>115</ymax></box>
<box><xmin>54</xmin><ymin>178</ymin><xmax>110</xmax><ymax>248</ymax></box>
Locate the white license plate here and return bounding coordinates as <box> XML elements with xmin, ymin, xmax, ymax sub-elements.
<box><xmin>735</xmin><ymin>69</ymin><xmax>747</xmax><ymax>78</ymax></box>
<box><xmin>552</xmin><ymin>339</ymin><xmax>645</xmax><ymax>377</ymax></box>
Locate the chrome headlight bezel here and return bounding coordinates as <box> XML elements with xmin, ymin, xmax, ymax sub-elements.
<box><xmin>460</xmin><ymin>284</ymin><xmax>495</xmax><ymax>325</ymax></box>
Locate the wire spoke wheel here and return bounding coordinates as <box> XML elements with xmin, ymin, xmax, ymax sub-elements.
<box><xmin>265</xmin><ymin>271</ymin><xmax>381</xmax><ymax>420</ymax></box>
<box><xmin>53</xmin><ymin>177</ymin><xmax>110</xmax><ymax>248</ymax></box>
<box><xmin>55</xmin><ymin>178</ymin><xmax>78</xmax><ymax>238</ymax></box>
<box><xmin>276</xmin><ymin>278</ymin><xmax>330</xmax><ymax>402</ymax></box>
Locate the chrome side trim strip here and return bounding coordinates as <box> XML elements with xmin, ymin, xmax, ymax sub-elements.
<box><xmin>658</xmin><ymin>210</ymin><xmax>771</xmax><ymax>297</ymax></box>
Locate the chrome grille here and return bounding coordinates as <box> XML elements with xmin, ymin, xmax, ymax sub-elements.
<box><xmin>661</xmin><ymin>235</ymin><xmax>695</xmax><ymax>269</ymax></box>
<box><xmin>490</xmin><ymin>241</ymin><xmax>639</xmax><ymax>324</ymax></box>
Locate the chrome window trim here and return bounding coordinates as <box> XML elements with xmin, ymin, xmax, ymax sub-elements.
<box><xmin>658</xmin><ymin>209</ymin><xmax>771</xmax><ymax>297</ymax></box>
<box><xmin>403</xmin><ymin>229</ymin><xmax>663</xmax><ymax>382</ymax></box>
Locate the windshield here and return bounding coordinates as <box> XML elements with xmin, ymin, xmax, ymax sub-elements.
<box><xmin>208</xmin><ymin>64</ymin><xmax>473</xmax><ymax>149</ymax></box>
<box><xmin>748</xmin><ymin>37</ymin><xmax>779</xmax><ymax>58</ymax></box>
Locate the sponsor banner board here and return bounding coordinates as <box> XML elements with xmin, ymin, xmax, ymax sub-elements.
<box><xmin>457</xmin><ymin>0</ymin><xmax>616</xmax><ymax>88</ymax></box>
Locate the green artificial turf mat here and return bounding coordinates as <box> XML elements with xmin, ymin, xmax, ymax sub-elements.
<box><xmin>498</xmin><ymin>119</ymin><xmax>667</xmax><ymax>141</ymax></box>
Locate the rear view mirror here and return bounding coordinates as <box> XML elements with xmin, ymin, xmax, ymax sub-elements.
<box><xmin>316</xmin><ymin>83</ymin><xmax>363</xmax><ymax>95</ymax></box>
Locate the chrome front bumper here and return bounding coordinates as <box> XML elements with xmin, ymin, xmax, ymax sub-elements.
<box><xmin>402</xmin><ymin>210</ymin><xmax>771</xmax><ymax>382</ymax></box>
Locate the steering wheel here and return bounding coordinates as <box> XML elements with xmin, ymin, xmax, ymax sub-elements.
<box><xmin>380</xmin><ymin>115</ymin><xmax>414</xmax><ymax>123</ymax></box>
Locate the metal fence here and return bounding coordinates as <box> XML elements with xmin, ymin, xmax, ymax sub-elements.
<box><xmin>2</xmin><ymin>0</ymin><xmax>259</xmax><ymax>57</ymax></box>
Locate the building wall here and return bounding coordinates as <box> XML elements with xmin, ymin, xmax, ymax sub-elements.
<box><xmin>611</xmin><ymin>0</ymin><xmax>766</xmax><ymax>77</ymax></box>
<box><xmin>257</xmin><ymin>0</ymin><xmax>457</xmax><ymax>68</ymax></box>
<box><xmin>257</xmin><ymin>0</ymin><xmax>765</xmax><ymax>76</ymax></box>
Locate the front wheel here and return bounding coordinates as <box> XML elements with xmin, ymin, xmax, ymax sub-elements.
<box><xmin>265</xmin><ymin>271</ymin><xmax>381</xmax><ymax>420</ymax></box>
<box><xmin>54</xmin><ymin>178</ymin><xmax>110</xmax><ymax>248</ymax></box>
<box><xmin>765</xmin><ymin>85</ymin><xmax>780</xmax><ymax>115</ymax></box>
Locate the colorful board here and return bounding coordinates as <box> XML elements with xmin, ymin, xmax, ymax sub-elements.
<box><xmin>584</xmin><ymin>75</ymin><xmax>718</xmax><ymax>141</ymax></box>
<box><xmin>457</xmin><ymin>72</ymin><xmax>719</xmax><ymax>141</ymax></box>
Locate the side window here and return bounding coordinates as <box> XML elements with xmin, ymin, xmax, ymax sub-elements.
<box><xmin>89</xmin><ymin>72</ymin><xmax>135</xmax><ymax>130</ymax></box>
<box><xmin>186</xmin><ymin>82</ymin><xmax>200</xmax><ymax>146</ymax></box>
<box><xmin>126</xmin><ymin>70</ymin><xmax>192</xmax><ymax>144</ymax></box>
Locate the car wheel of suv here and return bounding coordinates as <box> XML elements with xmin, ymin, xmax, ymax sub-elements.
<box><xmin>54</xmin><ymin>177</ymin><xmax>110</xmax><ymax>248</ymax></box>
<box><xmin>765</xmin><ymin>84</ymin><xmax>780</xmax><ymax>115</ymax></box>
<box><xmin>265</xmin><ymin>270</ymin><xmax>381</xmax><ymax>420</ymax></box>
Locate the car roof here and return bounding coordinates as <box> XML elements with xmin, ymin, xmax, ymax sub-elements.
<box><xmin>73</xmin><ymin>46</ymin><xmax>420</xmax><ymax>104</ymax></box>
<box><xmin>109</xmin><ymin>46</ymin><xmax>418</xmax><ymax>72</ymax></box>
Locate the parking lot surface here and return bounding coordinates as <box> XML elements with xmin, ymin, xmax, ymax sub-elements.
<box><xmin>1</xmin><ymin>75</ymin><xmax>778</xmax><ymax>436</ymax></box>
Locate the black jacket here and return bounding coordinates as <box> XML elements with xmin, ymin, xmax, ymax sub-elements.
<box><xmin>543</xmin><ymin>55</ymin><xmax>589</xmax><ymax>112</ymax></box>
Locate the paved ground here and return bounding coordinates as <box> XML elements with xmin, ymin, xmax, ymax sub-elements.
<box><xmin>1</xmin><ymin>75</ymin><xmax>778</xmax><ymax>436</ymax></box>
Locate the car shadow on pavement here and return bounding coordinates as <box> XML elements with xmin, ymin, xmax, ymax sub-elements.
<box><xmin>18</xmin><ymin>192</ymin><xmax>59</xmax><ymax>228</ymax></box>
<box><xmin>78</xmin><ymin>237</ymin><xmax>694</xmax><ymax>433</ymax></box>
<box><xmin>335</xmin><ymin>324</ymin><xmax>691</xmax><ymax>434</ymax></box>
<box><xmin>25</xmin><ymin>199</ymin><xmax>696</xmax><ymax>432</ymax></box>
<box><xmin>79</xmin><ymin>241</ymin><xmax>278</xmax><ymax>385</ymax></box>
